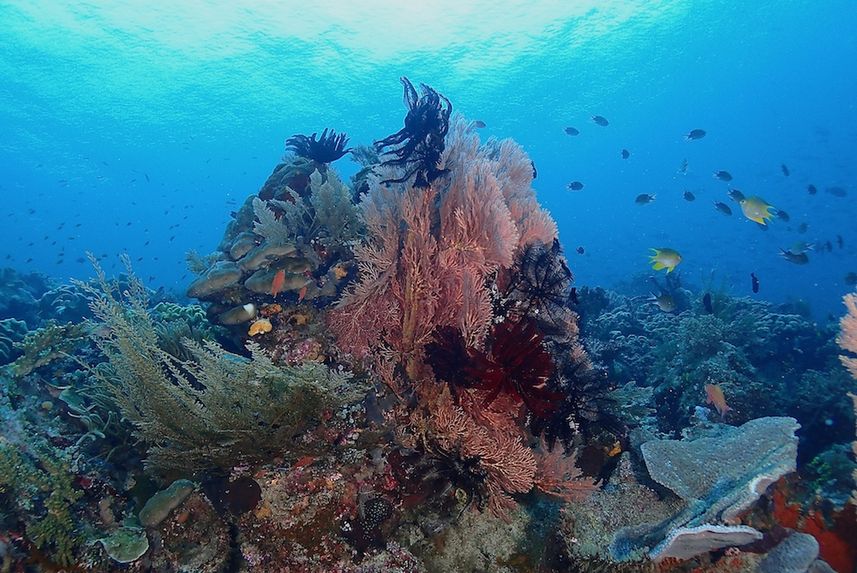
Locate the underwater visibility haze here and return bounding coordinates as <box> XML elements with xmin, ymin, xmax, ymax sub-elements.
<box><xmin>1</xmin><ymin>1</ymin><xmax>857</xmax><ymax>572</ymax></box>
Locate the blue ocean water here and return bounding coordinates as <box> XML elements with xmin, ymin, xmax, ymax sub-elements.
<box><xmin>1</xmin><ymin>0</ymin><xmax>856</xmax><ymax>318</ymax></box>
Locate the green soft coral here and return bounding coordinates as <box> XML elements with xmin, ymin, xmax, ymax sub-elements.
<box><xmin>0</xmin><ymin>442</ymin><xmax>83</xmax><ymax>566</ymax></box>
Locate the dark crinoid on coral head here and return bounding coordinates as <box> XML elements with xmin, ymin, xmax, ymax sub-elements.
<box><xmin>374</xmin><ymin>76</ymin><xmax>452</xmax><ymax>188</ymax></box>
<box><xmin>502</xmin><ymin>239</ymin><xmax>573</xmax><ymax>327</ymax></box>
<box><xmin>426</xmin><ymin>321</ymin><xmax>560</xmax><ymax>417</ymax></box>
<box><xmin>286</xmin><ymin>128</ymin><xmax>352</xmax><ymax>163</ymax></box>
<box><xmin>529</xmin><ymin>358</ymin><xmax>619</xmax><ymax>452</ymax></box>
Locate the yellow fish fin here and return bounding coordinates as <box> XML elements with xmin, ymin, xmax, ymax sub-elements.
<box><xmin>652</xmin><ymin>261</ymin><xmax>667</xmax><ymax>270</ymax></box>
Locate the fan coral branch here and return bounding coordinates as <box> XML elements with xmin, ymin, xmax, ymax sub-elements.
<box><xmin>838</xmin><ymin>291</ymin><xmax>857</xmax><ymax>379</ymax></box>
<box><xmin>533</xmin><ymin>441</ymin><xmax>597</xmax><ymax>502</ymax></box>
<box><xmin>331</xmin><ymin>116</ymin><xmax>560</xmax><ymax>379</ymax></box>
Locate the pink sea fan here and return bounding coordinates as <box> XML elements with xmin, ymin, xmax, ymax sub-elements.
<box><xmin>330</xmin><ymin>116</ymin><xmax>560</xmax><ymax>377</ymax></box>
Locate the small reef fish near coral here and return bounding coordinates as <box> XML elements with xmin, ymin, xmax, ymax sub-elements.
<box><xmin>1</xmin><ymin>4</ymin><xmax>857</xmax><ymax>573</ymax></box>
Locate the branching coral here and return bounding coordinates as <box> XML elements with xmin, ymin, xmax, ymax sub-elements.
<box><xmin>286</xmin><ymin>128</ymin><xmax>352</xmax><ymax>164</ymax></box>
<box><xmin>10</xmin><ymin>321</ymin><xmax>89</xmax><ymax>377</ymax></box>
<box><xmin>79</xmin><ymin>255</ymin><xmax>362</xmax><ymax>475</ymax></box>
<box><xmin>375</xmin><ymin>77</ymin><xmax>452</xmax><ymax>188</ymax></box>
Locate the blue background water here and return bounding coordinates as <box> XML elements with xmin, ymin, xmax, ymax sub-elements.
<box><xmin>1</xmin><ymin>1</ymin><xmax>855</xmax><ymax>318</ymax></box>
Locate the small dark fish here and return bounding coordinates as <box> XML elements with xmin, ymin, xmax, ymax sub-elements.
<box><xmin>780</xmin><ymin>249</ymin><xmax>809</xmax><ymax>264</ymax></box>
<box><xmin>798</xmin><ymin>222</ymin><xmax>808</xmax><ymax>234</ymax></box>
<box><xmin>137</xmin><ymin>257</ymin><xmax>143</xmax><ymax>262</ymax></box>
<box><xmin>750</xmin><ymin>272</ymin><xmax>759</xmax><ymax>293</ymax></box>
<box><xmin>569</xmin><ymin>287</ymin><xmax>579</xmax><ymax>305</ymax></box>
<box><xmin>27</xmin><ymin>208</ymin><xmax>36</xmax><ymax>215</ymax></box>
<box><xmin>169</xmin><ymin>235</ymin><xmax>176</xmax><ymax>242</ymax></box>
<box><xmin>576</xmin><ymin>246</ymin><xmax>585</xmax><ymax>255</ymax></box>
<box><xmin>826</xmin><ymin>186</ymin><xmax>847</xmax><ymax>197</ymax></box>
<box><xmin>145</xmin><ymin>173</ymin><xmax>150</xmax><ymax>182</ymax></box>
<box><xmin>678</xmin><ymin>158</ymin><xmax>688</xmax><ymax>175</ymax></box>
<box><xmin>775</xmin><ymin>209</ymin><xmax>790</xmax><ymax>222</ymax></box>
<box><xmin>472</xmin><ymin>120</ymin><xmax>486</xmax><ymax>129</ymax></box>
<box><xmin>845</xmin><ymin>272</ymin><xmax>857</xmax><ymax>286</ymax></box>
<box><xmin>25</xmin><ymin>257</ymin><xmax>33</xmax><ymax>263</ymax></box>
<box><xmin>635</xmin><ymin>193</ymin><xmax>656</xmax><ymax>204</ymax></box>
<box><xmin>531</xmin><ymin>160</ymin><xmax>538</xmax><ymax>179</ymax></box>
<box><xmin>567</xmin><ymin>181</ymin><xmax>584</xmax><ymax>191</ymax></box>
<box><xmin>714</xmin><ymin>201</ymin><xmax>732</xmax><ymax>215</ymax></box>
<box><xmin>781</xmin><ymin>164</ymin><xmax>790</xmax><ymax>176</ymax></box>
<box><xmin>564</xmin><ymin>126</ymin><xmax>579</xmax><ymax>136</ymax></box>
<box><xmin>75</xmin><ymin>257</ymin><xmax>85</xmax><ymax>264</ymax></box>
<box><xmin>592</xmin><ymin>115</ymin><xmax>609</xmax><ymax>126</ymax></box>
<box><xmin>683</xmin><ymin>190</ymin><xmax>695</xmax><ymax>201</ymax></box>
<box><xmin>825</xmin><ymin>240</ymin><xmax>833</xmax><ymax>252</ymax></box>
<box><xmin>807</xmin><ymin>184</ymin><xmax>817</xmax><ymax>195</ymax></box>
<box><xmin>713</xmin><ymin>170</ymin><xmax>733</xmax><ymax>182</ymax></box>
<box><xmin>685</xmin><ymin>129</ymin><xmax>706</xmax><ymax>140</ymax></box>
<box><xmin>702</xmin><ymin>292</ymin><xmax>713</xmax><ymax>314</ymax></box>
<box><xmin>621</xmin><ymin>149</ymin><xmax>630</xmax><ymax>159</ymax></box>
<box><xmin>727</xmin><ymin>188</ymin><xmax>745</xmax><ymax>202</ymax></box>
<box><xmin>144</xmin><ymin>240</ymin><xmax>150</xmax><ymax>246</ymax></box>
<box><xmin>837</xmin><ymin>235</ymin><xmax>844</xmax><ymax>248</ymax></box>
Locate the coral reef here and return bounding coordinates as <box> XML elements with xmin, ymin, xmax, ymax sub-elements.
<box><xmin>3</xmin><ymin>80</ymin><xmax>852</xmax><ymax>573</ymax></box>
<box><xmin>577</xmin><ymin>286</ymin><xmax>855</xmax><ymax>465</ymax></box>
<box><xmin>565</xmin><ymin>417</ymin><xmax>800</xmax><ymax>565</ymax></box>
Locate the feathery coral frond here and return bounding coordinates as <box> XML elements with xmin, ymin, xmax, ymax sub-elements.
<box><xmin>838</xmin><ymin>292</ymin><xmax>857</xmax><ymax>379</ymax></box>
<box><xmin>533</xmin><ymin>441</ymin><xmax>598</xmax><ymax>502</ymax></box>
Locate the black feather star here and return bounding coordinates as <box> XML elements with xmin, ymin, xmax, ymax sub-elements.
<box><xmin>374</xmin><ymin>77</ymin><xmax>452</xmax><ymax>188</ymax></box>
<box><xmin>286</xmin><ymin>128</ymin><xmax>352</xmax><ymax>163</ymax></box>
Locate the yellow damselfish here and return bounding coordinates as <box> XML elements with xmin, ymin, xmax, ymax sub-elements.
<box><xmin>649</xmin><ymin>248</ymin><xmax>682</xmax><ymax>273</ymax></box>
<box><xmin>739</xmin><ymin>196</ymin><xmax>775</xmax><ymax>225</ymax></box>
